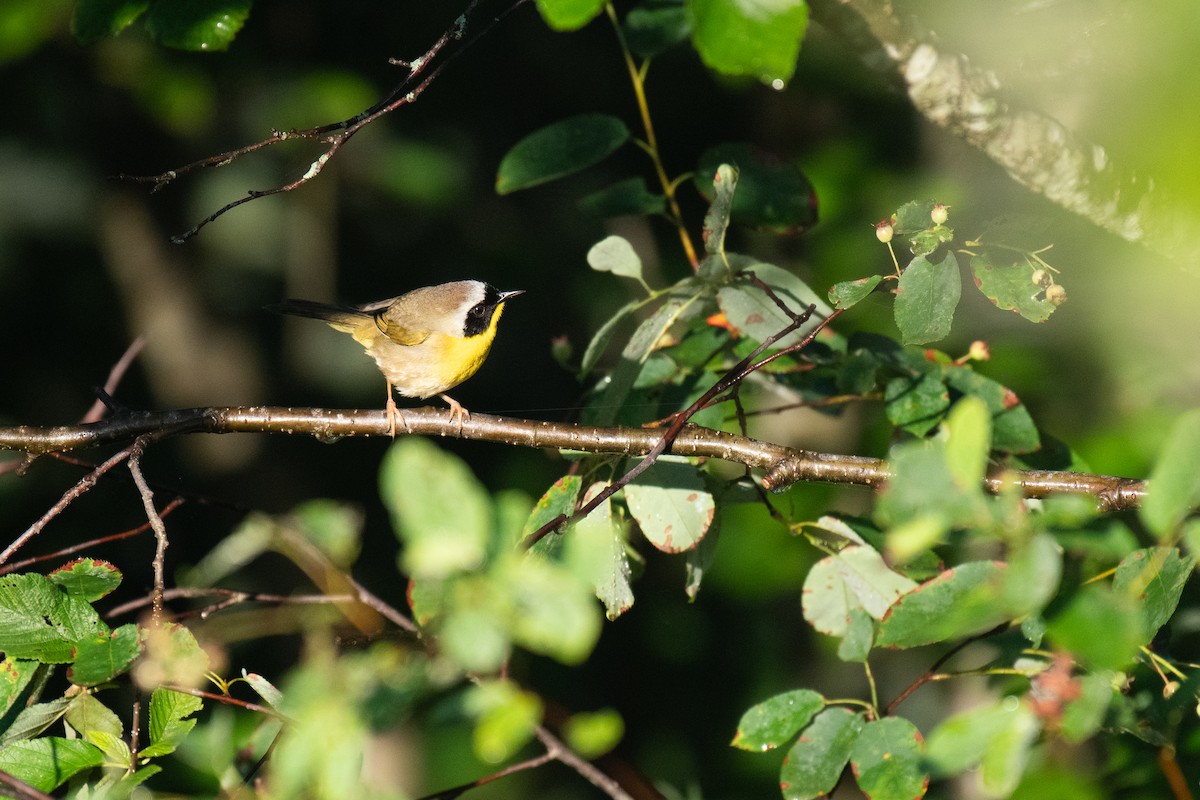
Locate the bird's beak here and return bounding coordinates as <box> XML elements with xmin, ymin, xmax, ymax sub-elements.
<box><xmin>499</xmin><ymin>290</ymin><xmax>525</xmax><ymax>302</ymax></box>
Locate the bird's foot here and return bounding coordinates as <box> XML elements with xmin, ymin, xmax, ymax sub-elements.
<box><xmin>440</xmin><ymin>394</ymin><xmax>469</xmax><ymax>436</ymax></box>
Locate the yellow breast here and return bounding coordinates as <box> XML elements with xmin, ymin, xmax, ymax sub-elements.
<box><xmin>365</xmin><ymin>305</ymin><xmax>505</xmax><ymax>399</ymax></box>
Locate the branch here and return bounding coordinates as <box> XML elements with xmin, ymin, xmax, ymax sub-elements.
<box><xmin>0</xmin><ymin>405</ymin><xmax>1146</xmax><ymax>512</ymax></box>
<box><xmin>808</xmin><ymin>0</ymin><xmax>1199</xmax><ymax>259</ymax></box>
<box><xmin>117</xmin><ymin>0</ymin><xmax>531</xmax><ymax>242</ymax></box>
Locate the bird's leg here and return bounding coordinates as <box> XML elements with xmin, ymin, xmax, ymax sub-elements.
<box><xmin>385</xmin><ymin>381</ymin><xmax>409</xmax><ymax>437</ymax></box>
<box><xmin>439</xmin><ymin>394</ymin><xmax>469</xmax><ymax>436</ymax></box>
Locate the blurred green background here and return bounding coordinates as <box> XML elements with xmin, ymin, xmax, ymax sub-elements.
<box><xmin>1</xmin><ymin>1</ymin><xmax>1198</xmax><ymax>796</ymax></box>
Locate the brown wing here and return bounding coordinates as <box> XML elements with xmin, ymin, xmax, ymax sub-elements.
<box><xmin>365</xmin><ymin>294</ymin><xmax>432</xmax><ymax>347</ymax></box>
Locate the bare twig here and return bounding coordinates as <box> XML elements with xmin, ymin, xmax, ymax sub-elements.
<box><xmin>119</xmin><ymin>0</ymin><xmax>531</xmax><ymax>242</ymax></box>
<box><xmin>0</xmin><ymin>405</ymin><xmax>1147</xmax><ymax>512</ymax></box>
<box><xmin>104</xmin><ymin>586</ymin><xmax>358</xmax><ymax>620</ymax></box>
<box><xmin>0</xmin><ymin>446</ymin><xmax>135</xmax><ymax>566</ymax></box>
<box><xmin>162</xmin><ymin>684</ymin><xmax>283</xmax><ymax>719</ymax></box>
<box><xmin>82</xmin><ymin>336</ymin><xmax>146</xmax><ymax>424</ymax></box>
<box><xmin>0</xmin><ymin>769</ymin><xmax>57</xmax><ymax>800</ymax></box>
<box><xmin>535</xmin><ymin>726</ymin><xmax>637</xmax><ymax>800</ymax></box>
<box><xmin>128</xmin><ymin>438</ymin><xmax>169</xmax><ymax>624</ymax></box>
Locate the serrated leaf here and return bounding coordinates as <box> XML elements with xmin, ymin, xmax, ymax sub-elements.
<box><xmin>71</xmin><ymin>0</ymin><xmax>150</xmax><ymax>44</ymax></box>
<box><xmin>144</xmin><ymin>0</ymin><xmax>251</xmax><ymax>51</ymax></box>
<box><xmin>587</xmin><ymin>235</ymin><xmax>645</xmax><ymax>282</ymax></box>
<box><xmin>624</xmin><ymin>458</ymin><xmax>715</xmax><ymax>552</ymax></box>
<box><xmin>876</xmin><ymin>562</ymin><xmax>1011</xmax><ymax>648</ymax></box>
<box><xmin>829</xmin><ymin>275</ymin><xmax>884</xmax><ymax>310</ymax></box>
<box><xmin>732</xmin><ymin>689</ymin><xmax>824</xmax><ymax>751</ymax></box>
<box><xmin>535</xmin><ymin>0</ymin><xmax>606</xmax><ymax>30</ymax></box>
<box><xmin>578</xmin><ymin>177</ymin><xmax>667</xmax><ymax>217</ymax></box>
<box><xmin>802</xmin><ymin>546</ymin><xmax>917</xmax><ymax>637</ymax></box>
<box><xmin>0</xmin><ymin>737</ymin><xmax>104</xmax><ymax>792</ymax></box>
<box><xmin>849</xmin><ymin>717</ymin><xmax>928</xmax><ymax>800</ymax></box>
<box><xmin>884</xmin><ymin>370</ymin><xmax>949</xmax><ymax>436</ymax></box>
<box><xmin>0</xmin><ymin>658</ymin><xmax>37</xmax><ymax>718</ymax></box>
<box><xmin>779</xmin><ymin>708</ymin><xmax>864</xmax><ymax>800</ymax></box>
<box><xmin>566</xmin><ymin>484</ymin><xmax>633</xmax><ymax>619</ymax></box>
<box><xmin>623</xmin><ymin>0</ymin><xmax>690</xmax><ymax>56</ymax></box>
<box><xmin>895</xmin><ymin>252</ymin><xmax>961</xmax><ymax>345</ymax></box>
<box><xmin>68</xmin><ymin>624</ymin><xmax>142</xmax><ymax>686</ymax></box>
<box><xmin>65</xmin><ymin>694</ymin><xmax>123</xmax><ymax>741</ymax></box>
<box><xmin>1140</xmin><ymin>409</ymin><xmax>1200</xmax><ymax>536</ymax></box>
<box><xmin>0</xmin><ymin>574</ymin><xmax>106</xmax><ymax>663</ymax></box>
<box><xmin>0</xmin><ymin>698</ymin><xmax>73</xmax><ymax>746</ymax></box>
<box><xmin>48</xmin><ymin>558</ymin><xmax>123</xmax><ymax>602</ymax></box>
<box><xmin>496</xmin><ymin>114</ymin><xmax>629</xmax><ymax>194</ymax></box>
<box><xmin>970</xmin><ymin>254</ymin><xmax>1056</xmax><ymax>323</ymax></box>
<box><xmin>696</xmin><ymin>143</ymin><xmax>818</xmax><ymax>233</ymax></box>
<box><xmin>1112</xmin><ymin>547</ymin><xmax>1194</xmax><ymax>638</ymax></box>
<box><xmin>142</xmin><ymin>688</ymin><xmax>203</xmax><ymax>759</ymax></box>
<box><xmin>689</xmin><ymin>0</ymin><xmax>808</xmax><ymax>85</ymax></box>
<box><xmin>380</xmin><ymin>438</ymin><xmax>492</xmax><ymax>579</ymax></box>
<box><xmin>717</xmin><ymin>261</ymin><xmax>831</xmax><ymax>349</ymax></box>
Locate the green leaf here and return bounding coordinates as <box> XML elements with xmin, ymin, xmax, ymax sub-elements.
<box><xmin>970</xmin><ymin>254</ymin><xmax>1057</xmax><ymax>323</ymax></box>
<box><xmin>943</xmin><ymin>366</ymin><xmax>1041</xmax><ymax>454</ymax></box>
<box><xmin>71</xmin><ymin>0</ymin><xmax>149</xmax><ymax>44</ymax></box>
<box><xmin>287</xmin><ymin>499</ymin><xmax>363</xmax><ymax>568</ymax></box>
<box><xmin>242</xmin><ymin>671</ymin><xmax>284</xmax><ymax>709</ymax></box>
<box><xmin>535</xmin><ymin>0</ymin><xmax>606</xmax><ymax>30</ymax></box>
<box><xmin>779</xmin><ymin>708</ymin><xmax>864</xmax><ymax>800</ymax></box>
<box><xmin>702</xmin><ymin>163</ymin><xmax>738</xmax><ymax>257</ymax></box>
<box><xmin>0</xmin><ymin>574</ymin><xmax>106</xmax><ymax>663</ymax></box>
<box><xmin>732</xmin><ymin>689</ymin><xmax>824</xmax><ymax>752</ymax></box>
<box><xmin>496</xmin><ymin>114</ymin><xmax>629</xmax><ymax>194</ymax></box>
<box><xmin>802</xmin><ymin>546</ymin><xmax>917</xmax><ymax>637</ymax></box>
<box><xmin>0</xmin><ymin>737</ymin><xmax>104</xmax><ymax>792</ymax></box>
<box><xmin>67</xmin><ymin>624</ymin><xmax>142</xmax><ymax>686</ymax></box>
<box><xmin>624</xmin><ymin>457</ymin><xmax>715</xmax><ymax>552</ymax></box>
<box><xmin>140</xmin><ymin>689</ymin><xmax>203</xmax><ymax>759</ymax></box>
<box><xmin>578</xmin><ymin>295</ymin><xmax>646</xmax><ymax>379</ymax></box>
<box><xmin>563</xmin><ymin>708</ymin><xmax>624</xmax><ymax>758</ymax></box>
<box><xmin>380</xmin><ymin>438</ymin><xmax>492</xmax><ymax>579</ymax></box>
<box><xmin>1112</xmin><ymin>546</ymin><xmax>1195</xmax><ymax>638</ymax></box>
<box><xmin>836</xmin><ymin>609</ymin><xmax>874</xmax><ymax>663</ymax></box>
<box><xmin>925</xmin><ymin>700</ymin><xmax>1039</xmax><ymax>796</ymax></box>
<box><xmin>829</xmin><ymin>275</ymin><xmax>884</xmax><ymax>310</ymax></box>
<box><xmin>47</xmin><ymin>558</ymin><xmax>122</xmax><ymax>602</ymax></box>
<box><xmin>1046</xmin><ymin>585</ymin><xmax>1144</xmax><ymax>670</ymax></box>
<box><xmin>884</xmin><ymin>370</ymin><xmax>949</xmax><ymax>436</ymax></box>
<box><xmin>64</xmin><ymin>694</ymin><xmax>123</xmax><ymax>741</ymax></box>
<box><xmin>143</xmin><ymin>0</ymin><xmax>251</xmax><ymax>51</ymax></box>
<box><xmin>525</xmin><ymin>475</ymin><xmax>583</xmax><ymax>559</ymax></box>
<box><xmin>1140</xmin><ymin>409</ymin><xmax>1200</xmax><ymax>536</ymax></box>
<box><xmin>578</xmin><ymin>177</ymin><xmax>667</xmax><ymax>217</ymax></box>
<box><xmin>688</xmin><ymin>0</ymin><xmax>809</xmax><ymax>85</ymax></box>
<box><xmin>500</xmin><ymin>555</ymin><xmax>602</xmax><ymax>663</ymax></box>
<box><xmin>623</xmin><ymin>0</ymin><xmax>690</xmax><ymax>57</ymax></box>
<box><xmin>587</xmin><ymin>235</ymin><xmax>645</xmax><ymax>283</ymax></box>
<box><xmin>685</xmin><ymin>507</ymin><xmax>720</xmax><ymax>600</ymax></box>
<box><xmin>876</xmin><ymin>562</ymin><xmax>1011</xmax><ymax>648</ymax></box>
<box><xmin>849</xmin><ymin>717</ymin><xmax>928</xmax><ymax>800</ymax></box>
<box><xmin>1059</xmin><ymin>671</ymin><xmax>1115</xmax><ymax>743</ymax></box>
<box><xmin>717</xmin><ymin>261</ymin><xmax>831</xmax><ymax>349</ymax></box>
<box><xmin>566</xmin><ymin>483</ymin><xmax>634</xmax><ymax>619</ymax></box>
<box><xmin>944</xmin><ymin>395</ymin><xmax>991</xmax><ymax>488</ymax></box>
<box><xmin>891</xmin><ymin>201</ymin><xmax>936</xmax><ymax>235</ymax></box>
<box><xmin>0</xmin><ymin>657</ymin><xmax>36</xmax><ymax>722</ymax></box>
<box><xmin>1000</xmin><ymin>534</ymin><xmax>1063</xmax><ymax>619</ymax></box>
<box><xmin>439</xmin><ymin>604</ymin><xmax>511</xmax><ymax>673</ymax></box>
<box><xmin>466</xmin><ymin>681</ymin><xmax>542</xmax><ymax>763</ymax></box>
<box><xmin>696</xmin><ymin>143</ymin><xmax>818</xmax><ymax>233</ymax></box>
<box><xmin>894</xmin><ymin>252</ymin><xmax>961</xmax><ymax>345</ymax></box>
<box><xmin>0</xmin><ymin>698</ymin><xmax>72</xmax><ymax>746</ymax></box>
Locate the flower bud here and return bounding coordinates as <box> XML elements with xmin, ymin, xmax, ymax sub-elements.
<box><xmin>968</xmin><ymin>340</ymin><xmax>991</xmax><ymax>361</ymax></box>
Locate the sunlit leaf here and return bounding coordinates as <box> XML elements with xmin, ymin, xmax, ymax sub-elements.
<box><xmin>0</xmin><ymin>738</ymin><xmax>104</xmax><ymax>793</ymax></box>
<box><xmin>587</xmin><ymin>235</ymin><xmax>645</xmax><ymax>283</ymax></box>
<box><xmin>1140</xmin><ymin>409</ymin><xmax>1200</xmax><ymax>536</ymax></box>
<box><xmin>689</xmin><ymin>0</ymin><xmax>808</xmax><ymax>85</ymax></box>
<box><xmin>564</xmin><ymin>708</ymin><xmax>624</xmax><ymax>758</ymax></box>
<box><xmin>1112</xmin><ymin>546</ymin><xmax>1194</xmax><ymax>638</ymax></box>
<box><xmin>624</xmin><ymin>457</ymin><xmax>715</xmax><ymax>553</ymax></box>
<box><xmin>895</xmin><ymin>252</ymin><xmax>961</xmax><ymax>345</ymax></box>
<box><xmin>849</xmin><ymin>717</ymin><xmax>928</xmax><ymax>800</ymax></box>
<box><xmin>970</xmin><ymin>254</ymin><xmax>1056</xmax><ymax>323</ymax></box>
<box><xmin>877</xmin><ymin>562</ymin><xmax>1011</xmax><ymax>648</ymax></box>
<box><xmin>71</xmin><ymin>0</ymin><xmax>149</xmax><ymax>44</ymax></box>
<box><xmin>802</xmin><ymin>546</ymin><xmax>917</xmax><ymax>637</ymax></box>
<box><xmin>535</xmin><ymin>0</ymin><xmax>607</xmax><ymax>30</ymax></box>
<box><xmin>47</xmin><ymin>558</ymin><xmax>122</xmax><ymax>602</ymax></box>
<box><xmin>779</xmin><ymin>708</ymin><xmax>864</xmax><ymax>800</ymax></box>
<box><xmin>0</xmin><ymin>574</ymin><xmax>106</xmax><ymax>663</ymax></box>
<box><xmin>144</xmin><ymin>0</ymin><xmax>251</xmax><ymax>51</ymax></box>
<box><xmin>829</xmin><ymin>275</ymin><xmax>884</xmax><ymax>310</ymax></box>
<box><xmin>717</xmin><ymin>261</ymin><xmax>830</xmax><ymax>349</ymax></box>
<box><xmin>732</xmin><ymin>689</ymin><xmax>824</xmax><ymax>751</ymax></box>
<box><xmin>1046</xmin><ymin>585</ymin><xmax>1144</xmax><ymax>670</ymax></box>
<box><xmin>67</xmin><ymin>624</ymin><xmax>142</xmax><ymax>686</ymax></box>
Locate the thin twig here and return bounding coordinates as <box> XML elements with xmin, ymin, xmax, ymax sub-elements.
<box><xmin>0</xmin><ymin>446</ymin><xmax>135</xmax><ymax>566</ymax></box>
<box><xmin>0</xmin><ymin>769</ymin><xmax>57</xmax><ymax>800</ymax></box>
<box><xmin>128</xmin><ymin>438</ymin><xmax>169</xmax><ymax>624</ymax></box>
<box><xmin>162</xmin><ymin>684</ymin><xmax>284</xmax><ymax>719</ymax></box>
<box><xmin>884</xmin><ymin>623</ymin><xmax>1008</xmax><ymax>715</ymax></box>
<box><xmin>82</xmin><ymin>336</ymin><xmax>146</xmax><ymax>424</ymax></box>
<box><xmin>536</xmin><ymin>726</ymin><xmax>636</xmax><ymax>800</ymax></box>
<box><xmin>104</xmin><ymin>586</ymin><xmax>358</xmax><ymax>620</ymax></box>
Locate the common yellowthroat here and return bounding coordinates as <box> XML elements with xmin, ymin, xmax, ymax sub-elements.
<box><xmin>272</xmin><ymin>280</ymin><xmax>522</xmax><ymax>435</ymax></box>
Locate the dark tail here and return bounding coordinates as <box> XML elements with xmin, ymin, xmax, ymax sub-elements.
<box><xmin>267</xmin><ymin>299</ymin><xmax>371</xmax><ymax>327</ymax></box>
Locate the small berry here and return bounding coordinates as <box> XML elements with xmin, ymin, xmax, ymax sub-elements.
<box><xmin>1164</xmin><ymin>681</ymin><xmax>1180</xmax><ymax>699</ymax></box>
<box><xmin>931</xmin><ymin>203</ymin><xmax>950</xmax><ymax>225</ymax></box>
<box><xmin>968</xmin><ymin>340</ymin><xmax>991</xmax><ymax>361</ymax></box>
<box><xmin>1045</xmin><ymin>283</ymin><xmax>1067</xmax><ymax>306</ymax></box>
<box><xmin>1031</xmin><ymin>268</ymin><xmax>1049</xmax><ymax>287</ymax></box>
<box><xmin>874</xmin><ymin>220</ymin><xmax>894</xmax><ymax>243</ymax></box>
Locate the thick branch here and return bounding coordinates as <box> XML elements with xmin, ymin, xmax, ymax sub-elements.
<box><xmin>0</xmin><ymin>406</ymin><xmax>1146</xmax><ymax>512</ymax></box>
<box><xmin>809</xmin><ymin>0</ymin><xmax>1198</xmax><ymax>259</ymax></box>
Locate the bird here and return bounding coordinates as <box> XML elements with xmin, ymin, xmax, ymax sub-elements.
<box><xmin>271</xmin><ymin>280</ymin><xmax>523</xmax><ymax>436</ymax></box>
